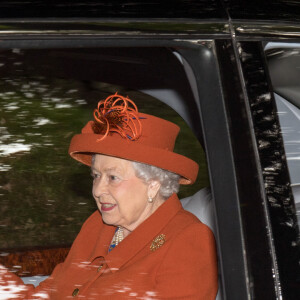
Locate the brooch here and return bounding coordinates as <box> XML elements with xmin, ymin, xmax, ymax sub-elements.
<box><xmin>150</xmin><ymin>234</ymin><xmax>166</xmax><ymax>252</ymax></box>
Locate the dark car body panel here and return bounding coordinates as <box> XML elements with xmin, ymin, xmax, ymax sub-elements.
<box><xmin>0</xmin><ymin>0</ymin><xmax>227</xmax><ymax>19</ymax></box>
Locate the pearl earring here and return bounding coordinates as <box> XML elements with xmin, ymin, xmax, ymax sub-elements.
<box><xmin>148</xmin><ymin>196</ymin><xmax>153</xmax><ymax>203</ymax></box>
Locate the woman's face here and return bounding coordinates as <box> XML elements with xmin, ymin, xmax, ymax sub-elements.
<box><xmin>91</xmin><ymin>154</ymin><xmax>163</xmax><ymax>234</ymax></box>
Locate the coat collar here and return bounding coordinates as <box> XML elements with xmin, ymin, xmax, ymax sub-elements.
<box><xmin>89</xmin><ymin>193</ymin><xmax>182</xmax><ymax>272</ymax></box>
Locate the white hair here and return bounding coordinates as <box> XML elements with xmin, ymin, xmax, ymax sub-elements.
<box><xmin>132</xmin><ymin>161</ymin><xmax>180</xmax><ymax>199</ymax></box>
<box><xmin>91</xmin><ymin>154</ymin><xmax>180</xmax><ymax>199</ymax></box>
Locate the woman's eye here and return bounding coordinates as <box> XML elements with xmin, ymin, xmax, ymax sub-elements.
<box><xmin>91</xmin><ymin>173</ymin><xmax>100</xmax><ymax>179</ymax></box>
<box><xmin>109</xmin><ymin>175</ymin><xmax>119</xmax><ymax>182</ymax></box>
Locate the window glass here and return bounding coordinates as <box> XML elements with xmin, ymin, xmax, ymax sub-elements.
<box><xmin>0</xmin><ymin>48</ymin><xmax>207</xmax><ymax>249</ymax></box>
<box><xmin>265</xmin><ymin>43</ymin><xmax>300</xmax><ymax>226</ymax></box>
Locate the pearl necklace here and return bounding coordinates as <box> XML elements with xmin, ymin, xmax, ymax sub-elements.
<box><xmin>114</xmin><ymin>226</ymin><xmax>124</xmax><ymax>246</ymax></box>
<box><xmin>108</xmin><ymin>226</ymin><xmax>124</xmax><ymax>252</ymax></box>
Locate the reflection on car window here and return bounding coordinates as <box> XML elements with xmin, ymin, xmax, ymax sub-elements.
<box><xmin>266</xmin><ymin>43</ymin><xmax>300</xmax><ymax>226</ymax></box>
<box><xmin>0</xmin><ymin>48</ymin><xmax>207</xmax><ymax>250</ymax></box>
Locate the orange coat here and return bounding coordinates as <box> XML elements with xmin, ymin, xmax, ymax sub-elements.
<box><xmin>0</xmin><ymin>194</ymin><xmax>218</xmax><ymax>299</ymax></box>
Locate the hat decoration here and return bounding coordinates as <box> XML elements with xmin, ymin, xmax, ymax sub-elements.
<box><xmin>93</xmin><ymin>93</ymin><xmax>143</xmax><ymax>141</ymax></box>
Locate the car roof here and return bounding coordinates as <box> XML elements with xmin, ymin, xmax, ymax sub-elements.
<box><xmin>0</xmin><ymin>0</ymin><xmax>227</xmax><ymax>19</ymax></box>
<box><xmin>0</xmin><ymin>0</ymin><xmax>299</xmax><ymax>23</ymax></box>
<box><xmin>224</xmin><ymin>0</ymin><xmax>300</xmax><ymax>23</ymax></box>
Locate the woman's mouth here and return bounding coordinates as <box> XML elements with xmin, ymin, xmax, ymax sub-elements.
<box><xmin>101</xmin><ymin>203</ymin><xmax>117</xmax><ymax>212</ymax></box>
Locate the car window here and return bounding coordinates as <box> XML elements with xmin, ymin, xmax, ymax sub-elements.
<box><xmin>0</xmin><ymin>47</ymin><xmax>207</xmax><ymax>251</ymax></box>
<box><xmin>265</xmin><ymin>43</ymin><xmax>300</xmax><ymax>227</ymax></box>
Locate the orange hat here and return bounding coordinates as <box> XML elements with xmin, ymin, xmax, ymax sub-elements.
<box><xmin>69</xmin><ymin>93</ymin><xmax>199</xmax><ymax>184</ymax></box>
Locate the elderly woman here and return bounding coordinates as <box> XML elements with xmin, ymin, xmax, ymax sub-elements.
<box><xmin>0</xmin><ymin>93</ymin><xmax>217</xmax><ymax>299</ymax></box>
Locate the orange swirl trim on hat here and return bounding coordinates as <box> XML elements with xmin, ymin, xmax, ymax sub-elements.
<box><xmin>92</xmin><ymin>93</ymin><xmax>145</xmax><ymax>141</ymax></box>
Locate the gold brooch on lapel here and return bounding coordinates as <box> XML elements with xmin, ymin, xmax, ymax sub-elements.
<box><xmin>150</xmin><ymin>234</ymin><xmax>166</xmax><ymax>252</ymax></box>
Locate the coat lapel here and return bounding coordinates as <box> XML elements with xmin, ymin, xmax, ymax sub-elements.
<box><xmin>105</xmin><ymin>194</ymin><xmax>182</xmax><ymax>273</ymax></box>
<box><xmin>88</xmin><ymin>219</ymin><xmax>116</xmax><ymax>261</ymax></box>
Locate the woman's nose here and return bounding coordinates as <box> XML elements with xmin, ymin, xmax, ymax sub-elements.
<box><xmin>92</xmin><ymin>177</ymin><xmax>107</xmax><ymax>198</ymax></box>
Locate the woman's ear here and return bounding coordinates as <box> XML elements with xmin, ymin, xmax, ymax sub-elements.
<box><xmin>147</xmin><ymin>180</ymin><xmax>161</xmax><ymax>199</ymax></box>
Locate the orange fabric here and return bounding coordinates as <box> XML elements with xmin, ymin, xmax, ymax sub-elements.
<box><xmin>93</xmin><ymin>93</ymin><xmax>142</xmax><ymax>141</ymax></box>
<box><xmin>0</xmin><ymin>194</ymin><xmax>218</xmax><ymax>299</ymax></box>
<box><xmin>69</xmin><ymin>112</ymin><xmax>199</xmax><ymax>185</ymax></box>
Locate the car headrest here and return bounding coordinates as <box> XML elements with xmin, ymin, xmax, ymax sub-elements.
<box><xmin>180</xmin><ymin>187</ymin><xmax>216</xmax><ymax>234</ymax></box>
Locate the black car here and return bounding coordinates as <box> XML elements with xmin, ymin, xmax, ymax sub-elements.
<box><xmin>0</xmin><ymin>1</ymin><xmax>299</xmax><ymax>299</ymax></box>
